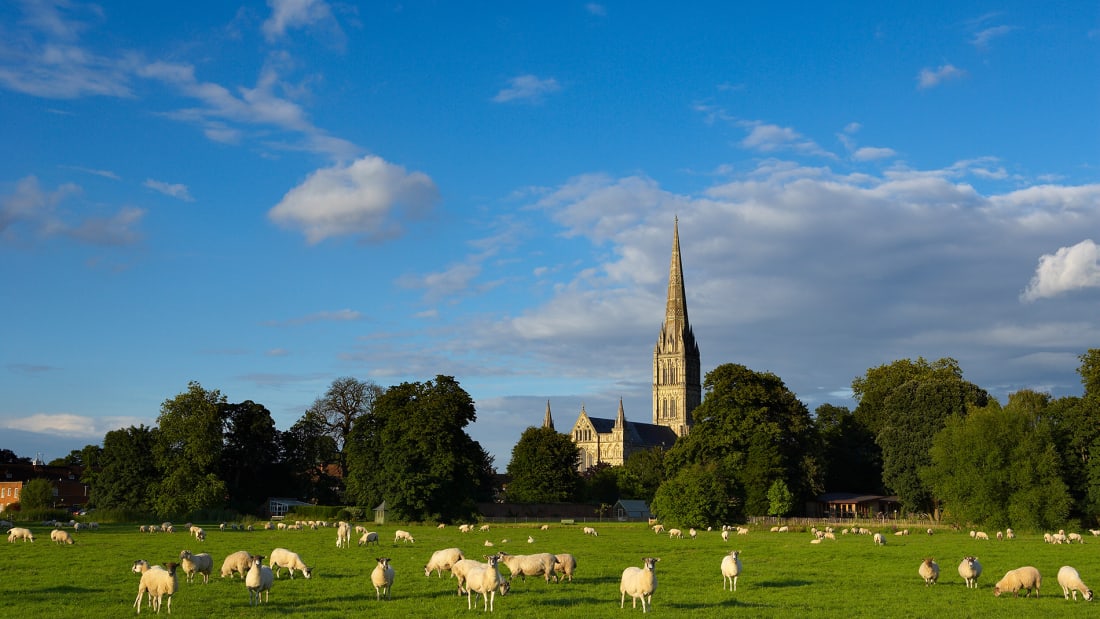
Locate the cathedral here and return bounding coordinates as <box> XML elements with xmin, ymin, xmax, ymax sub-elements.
<box><xmin>543</xmin><ymin>220</ymin><xmax>702</xmax><ymax>471</ymax></box>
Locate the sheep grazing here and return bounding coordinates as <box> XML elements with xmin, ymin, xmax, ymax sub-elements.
<box><xmin>134</xmin><ymin>562</ymin><xmax>179</xmax><ymax>614</ymax></box>
<box><xmin>245</xmin><ymin>555</ymin><xmax>274</xmax><ymax>606</ymax></box>
<box><xmin>496</xmin><ymin>552</ymin><xmax>559</xmax><ymax>584</ymax></box>
<box><xmin>721</xmin><ymin>550</ymin><xmax>742</xmax><ymax>592</ymax></box>
<box><xmin>919</xmin><ymin>558</ymin><xmax>939</xmax><ymax>586</ymax></box>
<box><xmin>959</xmin><ymin>556</ymin><xmax>982</xmax><ymax>589</ymax></box>
<box><xmin>1057</xmin><ymin>566</ymin><xmax>1094</xmax><ymax>601</ymax></box>
<box><xmin>652</xmin><ymin>524</ymin><xmax>665</xmax><ymax>535</ymax></box>
<box><xmin>179</xmin><ymin>550</ymin><xmax>214</xmax><ymax>584</ymax></box>
<box><xmin>425</xmin><ymin>548</ymin><xmax>465</xmax><ymax>578</ymax></box>
<box><xmin>221</xmin><ymin>550</ymin><xmax>253</xmax><ymax>579</ymax></box>
<box><xmin>1006</xmin><ymin>528</ymin><xmax>1016</xmax><ymax>540</ymax></box>
<box><xmin>994</xmin><ymin>566</ymin><xmax>1042</xmax><ymax>598</ymax></box>
<box><xmin>721</xmin><ymin>530</ymin><xmax>729</xmax><ymax>542</ymax></box>
<box><xmin>336</xmin><ymin>522</ymin><xmax>351</xmax><ymax>548</ymax></box>
<box><xmin>269</xmin><ymin>547</ymin><xmax>313</xmax><ymax>579</ymax></box>
<box><xmin>873</xmin><ymin>533</ymin><xmax>886</xmax><ymax>546</ymax></box>
<box><xmin>50</xmin><ymin>529</ymin><xmax>74</xmax><ymax>545</ymax></box>
<box><xmin>1067</xmin><ymin>532</ymin><xmax>1084</xmax><ymax>543</ymax></box>
<box><xmin>7</xmin><ymin>527</ymin><xmax>34</xmax><ymax>543</ymax></box>
<box><xmin>974</xmin><ymin>531</ymin><xmax>990</xmax><ymax>541</ymax></box>
<box><xmin>582</xmin><ymin>527</ymin><xmax>598</xmax><ymax>537</ymax></box>
<box><xmin>553</xmin><ymin>553</ymin><xmax>576</xmax><ymax>583</ymax></box>
<box><xmin>188</xmin><ymin>525</ymin><xmax>205</xmax><ymax>542</ymax></box>
<box><xmin>465</xmin><ymin>554</ymin><xmax>506</xmax><ymax>612</ymax></box>
<box><xmin>394</xmin><ymin>530</ymin><xmax>415</xmax><ymax>544</ymax></box>
<box><xmin>620</xmin><ymin>557</ymin><xmax>659</xmax><ymax>613</ymax></box>
<box><xmin>359</xmin><ymin>531</ymin><xmax>379</xmax><ymax>546</ymax></box>
<box><xmin>689</xmin><ymin>528</ymin><xmax>698</xmax><ymax>540</ymax></box>
<box><xmin>371</xmin><ymin>557</ymin><xmax>395</xmax><ymax>600</ymax></box>
<box><xmin>667</xmin><ymin>528</ymin><xmax>683</xmax><ymax>539</ymax></box>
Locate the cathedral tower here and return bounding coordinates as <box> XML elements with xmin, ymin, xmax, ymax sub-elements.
<box><xmin>652</xmin><ymin>218</ymin><xmax>701</xmax><ymax>437</ymax></box>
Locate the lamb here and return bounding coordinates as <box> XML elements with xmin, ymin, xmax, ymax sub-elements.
<box><xmin>269</xmin><ymin>547</ymin><xmax>312</xmax><ymax>579</ymax></box>
<box><xmin>425</xmin><ymin>547</ymin><xmax>465</xmax><ymax>578</ymax></box>
<box><xmin>667</xmin><ymin>528</ymin><xmax>683</xmax><ymax>539</ymax></box>
<box><xmin>465</xmin><ymin>554</ymin><xmax>506</xmax><ymax>612</ymax></box>
<box><xmin>359</xmin><ymin>531</ymin><xmax>379</xmax><ymax>546</ymax></box>
<box><xmin>1057</xmin><ymin>565</ymin><xmax>1094</xmax><ymax>601</ymax></box>
<box><xmin>918</xmin><ymin>558</ymin><xmax>939</xmax><ymax>586</ymax></box>
<box><xmin>371</xmin><ymin>557</ymin><xmax>395</xmax><ymax>600</ymax></box>
<box><xmin>7</xmin><ymin>527</ymin><xmax>34</xmax><ymax>542</ymax></box>
<box><xmin>50</xmin><ymin>529</ymin><xmax>74</xmax><ymax>545</ymax></box>
<box><xmin>553</xmin><ymin>553</ymin><xmax>576</xmax><ymax>583</ymax></box>
<box><xmin>496</xmin><ymin>552</ymin><xmax>558</xmax><ymax>584</ymax></box>
<box><xmin>221</xmin><ymin>550</ymin><xmax>253</xmax><ymax>579</ymax></box>
<box><xmin>620</xmin><ymin>557</ymin><xmax>659</xmax><ymax>613</ymax></box>
<box><xmin>994</xmin><ymin>566</ymin><xmax>1041</xmax><ymax>598</ymax></box>
<box><xmin>178</xmin><ymin>550</ymin><xmax>213</xmax><ymax>584</ymax></box>
<box><xmin>394</xmin><ymin>529</ymin><xmax>415</xmax><ymax>543</ymax></box>
<box><xmin>582</xmin><ymin>526</ymin><xmax>598</xmax><ymax>536</ymax></box>
<box><xmin>958</xmin><ymin>556</ymin><xmax>982</xmax><ymax>589</ymax></box>
<box><xmin>245</xmin><ymin>554</ymin><xmax>274</xmax><ymax>605</ymax></box>
<box><xmin>721</xmin><ymin>550</ymin><xmax>742</xmax><ymax>592</ymax></box>
<box><xmin>133</xmin><ymin>562</ymin><xmax>179</xmax><ymax>614</ymax></box>
<box><xmin>873</xmin><ymin>533</ymin><xmax>886</xmax><ymax>546</ymax></box>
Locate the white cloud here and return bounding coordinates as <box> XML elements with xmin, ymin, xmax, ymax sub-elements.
<box><xmin>493</xmin><ymin>74</ymin><xmax>561</xmax><ymax>103</ymax></box>
<box><xmin>144</xmin><ymin>179</ymin><xmax>194</xmax><ymax>202</ymax></box>
<box><xmin>0</xmin><ymin>175</ymin><xmax>141</xmax><ymax>246</ymax></box>
<box><xmin>972</xmin><ymin>25</ymin><xmax>1016</xmax><ymax>50</ymax></box>
<box><xmin>1021</xmin><ymin>240</ymin><xmax>1100</xmax><ymax>301</ymax></box>
<box><xmin>918</xmin><ymin>64</ymin><xmax>966</xmax><ymax>89</ymax></box>
<box><xmin>0</xmin><ymin>413</ymin><xmax>141</xmax><ymax>439</ymax></box>
<box><xmin>268</xmin><ymin>155</ymin><xmax>439</xmax><ymax>244</ymax></box>
<box><xmin>262</xmin><ymin>0</ymin><xmax>343</xmax><ymax>45</ymax></box>
<box><xmin>738</xmin><ymin>121</ymin><xmax>831</xmax><ymax>157</ymax></box>
<box><xmin>586</xmin><ymin>3</ymin><xmax>607</xmax><ymax>17</ymax></box>
<box><xmin>852</xmin><ymin>146</ymin><xmax>897</xmax><ymax>161</ymax></box>
<box><xmin>265</xmin><ymin>309</ymin><xmax>363</xmax><ymax>326</ymax></box>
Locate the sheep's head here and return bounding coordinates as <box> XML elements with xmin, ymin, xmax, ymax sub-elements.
<box><xmin>1085</xmin><ymin>588</ymin><xmax>1094</xmax><ymax>602</ymax></box>
<box><xmin>642</xmin><ymin>557</ymin><xmax>660</xmax><ymax>571</ymax></box>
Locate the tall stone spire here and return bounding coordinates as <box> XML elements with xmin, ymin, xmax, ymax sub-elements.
<box><xmin>653</xmin><ymin>217</ymin><xmax>701</xmax><ymax>437</ymax></box>
<box><xmin>614</xmin><ymin>398</ymin><xmax>626</xmax><ymax>430</ymax></box>
<box><xmin>542</xmin><ymin>400</ymin><xmax>554</xmax><ymax>430</ymax></box>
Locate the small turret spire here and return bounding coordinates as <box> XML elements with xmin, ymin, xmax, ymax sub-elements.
<box><xmin>543</xmin><ymin>400</ymin><xmax>554</xmax><ymax>430</ymax></box>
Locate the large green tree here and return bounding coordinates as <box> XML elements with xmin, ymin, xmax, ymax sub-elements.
<box><xmin>220</xmin><ymin>400</ymin><xmax>281</xmax><ymax>511</ymax></box>
<box><xmin>152</xmin><ymin>381</ymin><xmax>227</xmax><ymax>516</ymax></box>
<box><xmin>650</xmin><ymin>462</ymin><xmax>738</xmax><ymax>527</ymax></box>
<box><xmin>922</xmin><ymin>397</ymin><xmax>1070</xmax><ymax>530</ymax></box>
<box><xmin>505</xmin><ymin>426</ymin><xmax>581</xmax><ymax>503</ymax></box>
<box><xmin>20</xmin><ymin>478</ymin><xmax>55</xmax><ymax>510</ymax></box>
<box><xmin>90</xmin><ymin>425</ymin><xmax>157</xmax><ymax>512</ymax></box>
<box><xmin>279</xmin><ymin>409</ymin><xmax>342</xmax><ymax>504</ymax></box>
<box><xmin>815</xmin><ymin>403</ymin><xmax>883</xmax><ymax>493</ymax></box>
<box><xmin>621</xmin><ymin>448</ymin><xmax>667</xmax><ymax>503</ymax></box>
<box><xmin>344</xmin><ymin>375</ymin><xmax>494</xmax><ymax>522</ymax></box>
<box><xmin>307</xmin><ymin>377</ymin><xmax>384</xmax><ymax>478</ymax></box>
<box><xmin>664</xmin><ymin>363</ymin><xmax>821</xmax><ymax>516</ymax></box>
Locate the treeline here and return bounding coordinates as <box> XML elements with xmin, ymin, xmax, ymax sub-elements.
<box><xmin>505</xmin><ymin>350</ymin><xmax>1100</xmax><ymax>531</ymax></box>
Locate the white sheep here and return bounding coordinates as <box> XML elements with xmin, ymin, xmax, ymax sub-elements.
<box><xmin>465</xmin><ymin>554</ymin><xmax>506</xmax><ymax>612</ymax></box>
<box><xmin>50</xmin><ymin>529</ymin><xmax>74</xmax><ymax>545</ymax></box>
<box><xmin>188</xmin><ymin>525</ymin><xmax>205</xmax><ymax>542</ymax></box>
<box><xmin>269</xmin><ymin>547</ymin><xmax>312</xmax><ymax>579</ymax></box>
<box><xmin>359</xmin><ymin>531</ymin><xmax>379</xmax><ymax>546</ymax></box>
<box><xmin>1057</xmin><ymin>565</ymin><xmax>1094</xmax><ymax>601</ymax></box>
<box><xmin>974</xmin><ymin>531</ymin><xmax>989</xmax><ymax>541</ymax></box>
<box><xmin>721</xmin><ymin>530</ymin><xmax>729</xmax><ymax>542</ymax></box>
<box><xmin>394</xmin><ymin>529</ymin><xmax>415</xmax><ymax>543</ymax></box>
<box><xmin>451</xmin><ymin>558</ymin><xmax>483</xmax><ymax>595</ymax></box>
<box><xmin>7</xmin><ymin>527</ymin><xmax>34</xmax><ymax>543</ymax></box>
<box><xmin>667</xmin><ymin>528</ymin><xmax>683</xmax><ymax>539</ymax></box>
<box><xmin>425</xmin><ymin>547</ymin><xmax>465</xmax><ymax>578</ymax></box>
<box><xmin>179</xmin><ymin>550</ymin><xmax>213</xmax><ymax>584</ymax></box>
<box><xmin>371</xmin><ymin>557</ymin><xmax>395</xmax><ymax>600</ymax></box>
<box><xmin>689</xmin><ymin>527</ymin><xmax>698</xmax><ymax>540</ymax></box>
<box><xmin>479</xmin><ymin>524</ymin><xmax>491</xmax><ymax>532</ymax></box>
<box><xmin>133</xmin><ymin>561</ymin><xmax>179</xmax><ymax>614</ymax></box>
<box><xmin>553</xmin><ymin>553</ymin><xmax>576</xmax><ymax>583</ymax></box>
<box><xmin>1006</xmin><ymin>528</ymin><xmax>1015</xmax><ymax>540</ymax></box>
<box><xmin>336</xmin><ymin>522</ymin><xmax>351</xmax><ymax>548</ymax></box>
<box><xmin>994</xmin><ymin>566</ymin><xmax>1042</xmax><ymax>598</ymax></box>
<box><xmin>245</xmin><ymin>555</ymin><xmax>274</xmax><ymax>605</ymax></box>
<box><xmin>1068</xmin><ymin>532</ymin><xmax>1084</xmax><ymax>543</ymax></box>
<box><xmin>620</xmin><ymin>557</ymin><xmax>659</xmax><ymax>613</ymax></box>
<box><xmin>873</xmin><ymin>533</ymin><xmax>886</xmax><ymax>546</ymax></box>
<box><xmin>496</xmin><ymin>552</ymin><xmax>559</xmax><ymax>584</ymax></box>
<box><xmin>221</xmin><ymin>550</ymin><xmax>253</xmax><ymax>579</ymax></box>
<box><xmin>582</xmin><ymin>526</ymin><xmax>598</xmax><ymax>536</ymax></box>
<box><xmin>959</xmin><ymin>556</ymin><xmax>982</xmax><ymax>589</ymax></box>
<box><xmin>652</xmin><ymin>524</ymin><xmax>665</xmax><ymax>535</ymax></box>
<box><xmin>721</xmin><ymin>550</ymin><xmax>742</xmax><ymax>591</ymax></box>
<box><xmin>918</xmin><ymin>558</ymin><xmax>939</xmax><ymax>586</ymax></box>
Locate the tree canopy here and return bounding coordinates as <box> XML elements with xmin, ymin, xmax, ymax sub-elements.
<box><xmin>89</xmin><ymin>425</ymin><xmax>157</xmax><ymax>513</ymax></box>
<box><xmin>152</xmin><ymin>381</ymin><xmax>228</xmax><ymax>517</ymax></box>
<box><xmin>505</xmin><ymin>426</ymin><xmax>581</xmax><ymax>503</ymax></box>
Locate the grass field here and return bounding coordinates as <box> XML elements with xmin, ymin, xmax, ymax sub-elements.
<box><xmin>2</xmin><ymin>520</ymin><xmax>1097</xmax><ymax>617</ymax></box>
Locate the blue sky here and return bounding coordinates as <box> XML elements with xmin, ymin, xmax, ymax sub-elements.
<box><xmin>2</xmin><ymin>1</ymin><xmax>1099</xmax><ymax>467</ymax></box>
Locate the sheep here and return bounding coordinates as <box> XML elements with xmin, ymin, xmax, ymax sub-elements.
<box><xmin>582</xmin><ymin>526</ymin><xmax>598</xmax><ymax>536</ymax></box>
<box><xmin>1068</xmin><ymin>532</ymin><xmax>1084</xmax><ymax>543</ymax></box>
<box><xmin>918</xmin><ymin>558</ymin><xmax>939</xmax><ymax>586</ymax></box>
<box><xmin>7</xmin><ymin>527</ymin><xmax>34</xmax><ymax>543</ymax></box>
<box><xmin>667</xmin><ymin>528</ymin><xmax>683</xmax><ymax>539</ymax></box>
<box><xmin>451</xmin><ymin>558</ymin><xmax>483</xmax><ymax>595</ymax></box>
<box><xmin>221</xmin><ymin>550</ymin><xmax>253</xmax><ymax>579</ymax></box>
<box><xmin>974</xmin><ymin>531</ymin><xmax>989</xmax><ymax>541</ymax></box>
<box><xmin>527</xmin><ymin>536</ymin><xmax>535</xmax><ymax>544</ymax></box>
<box><xmin>425</xmin><ymin>547</ymin><xmax>465</xmax><ymax>578</ymax></box>
<box><xmin>721</xmin><ymin>550</ymin><xmax>742</xmax><ymax>592</ymax></box>
<box><xmin>553</xmin><ymin>553</ymin><xmax>576</xmax><ymax>583</ymax></box>
<box><xmin>269</xmin><ymin>547</ymin><xmax>312</xmax><ymax>579</ymax></box>
<box><xmin>133</xmin><ymin>562</ymin><xmax>179</xmax><ymax>614</ymax></box>
<box><xmin>721</xmin><ymin>530</ymin><xmax>729</xmax><ymax>542</ymax></box>
<box><xmin>371</xmin><ymin>557</ymin><xmax>395</xmax><ymax>600</ymax></box>
<box><xmin>459</xmin><ymin>524</ymin><xmax>473</xmax><ymax>533</ymax></box>
<box><xmin>50</xmin><ymin>529</ymin><xmax>74</xmax><ymax>545</ymax></box>
<box><xmin>336</xmin><ymin>522</ymin><xmax>351</xmax><ymax>548</ymax></box>
<box><xmin>873</xmin><ymin>533</ymin><xmax>886</xmax><ymax>546</ymax></box>
<box><xmin>496</xmin><ymin>552</ymin><xmax>559</xmax><ymax>584</ymax></box>
<box><xmin>179</xmin><ymin>550</ymin><xmax>213</xmax><ymax>584</ymax></box>
<box><xmin>689</xmin><ymin>527</ymin><xmax>698</xmax><ymax>540</ymax></box>
<box><xmin>359</xmin><ymin>531</ymin><xmax>380</xmax><ymax>546</ymax></box>
<box><xmin>1057</xmin><ymin>565</ymin><xmax>1094</xmax><ymax>601</ymax></box>
<box><xmin>465</xmin><ymin>554</ymin><xmax>506</xmax><ymax>612</ymax></box>
<box><xmin>620</xmin><ymin>557</ymin><xmax>659</xmax><ymax>613</ymax></box>
<box><xmin>778</xmin><ymin>526</ymin><xmax>789</xmax><ymax>533</ymax></box>
<box><xmin>189</xmin><ymin>525</ymin><xmax>205</xmax><ymax>542</ymax></box>
<box><xmin>245</xmin><ymin>554</ymin><xmax>274</xmax><ymax>606</ymax></box>
<box><xmin>479</xmin><ymin>524</ymin><xmax>491</xmax><ymax>532</ymax></box>
<box><xmin>994</xmin><ymin>566</ymin><xmax>1041</xmax><ymax>598</ymax></box>
<box><xmin>394</xmin><ymin>529</ymin><xmax>415</xmax><ymax>543</ymax></box>
<box><xmin>959</xmin><ymin>556</ymin><xmax>982</xmax><ymax>589</ymax></box>
<box><xmin>1006</xmin><ymin>528</ymin><xmax>1016</xmax><ymax>540</ymax></box>
<box><xmin>652</xmin><ymin>524</ymin><xmax>665</xmax><ymax>535</ymax></box>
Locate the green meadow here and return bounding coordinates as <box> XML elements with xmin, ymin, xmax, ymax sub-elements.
<box><xmin>2</xmin><ymin>521</ymin><xmax>1097</xmax><ymax>617</ymax></box>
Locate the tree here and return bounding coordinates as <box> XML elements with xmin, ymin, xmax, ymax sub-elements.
<box><xmin>307</xmin><ymin>377</ymin><xmax>384</xmax><ymax>477</ymax></box>
<box><xmin>505</xmin><ymin>426</ymin><xmax>581</xmax><ymax>503</ymax></box>
<box><xmin>767</xmin><ymin>479</ymin><xmax>794</xmax><ymax>517</ymax></box>
<box><xmin>152</xmin><ymin>381</ymin><xmax>227</xmax><ymax>516</ymax></box>
<box><xmin>852</xmin><ymin>357</ymin><xmax>966</xmax><ymax>435</ymax></box>
<box><xmin>344</xmin><ymin>376</ymin><xmax>495</xmax><ymax>522</ymax></box>
<box><xmin>20</xmin><ymin>478</ymin><xmax>55</xmax><ymax>510</ymax></box>
<box><xmin>49</xmin><ymin>449</ymin><xmax>85</xmax><ymax>466</ymax></box>
<box><xmin>280</xmin><ymin>409</ymin><xmax>342</xmax><ymax>504</ymax></box>
<box><xmin>922</xmin><ymin>398</ymin><xmax>1070</xmax><ymax>530</ymax></box>
<box><xmin>650</xmin><ymin>463</ymin><xmax>739</xmax><ymax>527</ymax></box>
<box><xmin>90</xmin><ymin>426</ymin><xmax>157</xmax><ymax>512</ymax></box>
<box><xmin>0</xmin><ymin>449</ymin><xmax>30</xmax><ymax>464</ymax></box>
<box><xmin>622</xmin><ymin>448</ymin><xmax>667</xmax><ymax>503</ymax></box>
<box><xmin>664</xmin><ymin>363</ymin><xmax>821</xmax><ymax>516</ymax></box>
<box><xmin>220</xmin><ymin>400</ymin><xmax>281</xmax><ymax>511</ymax></box>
